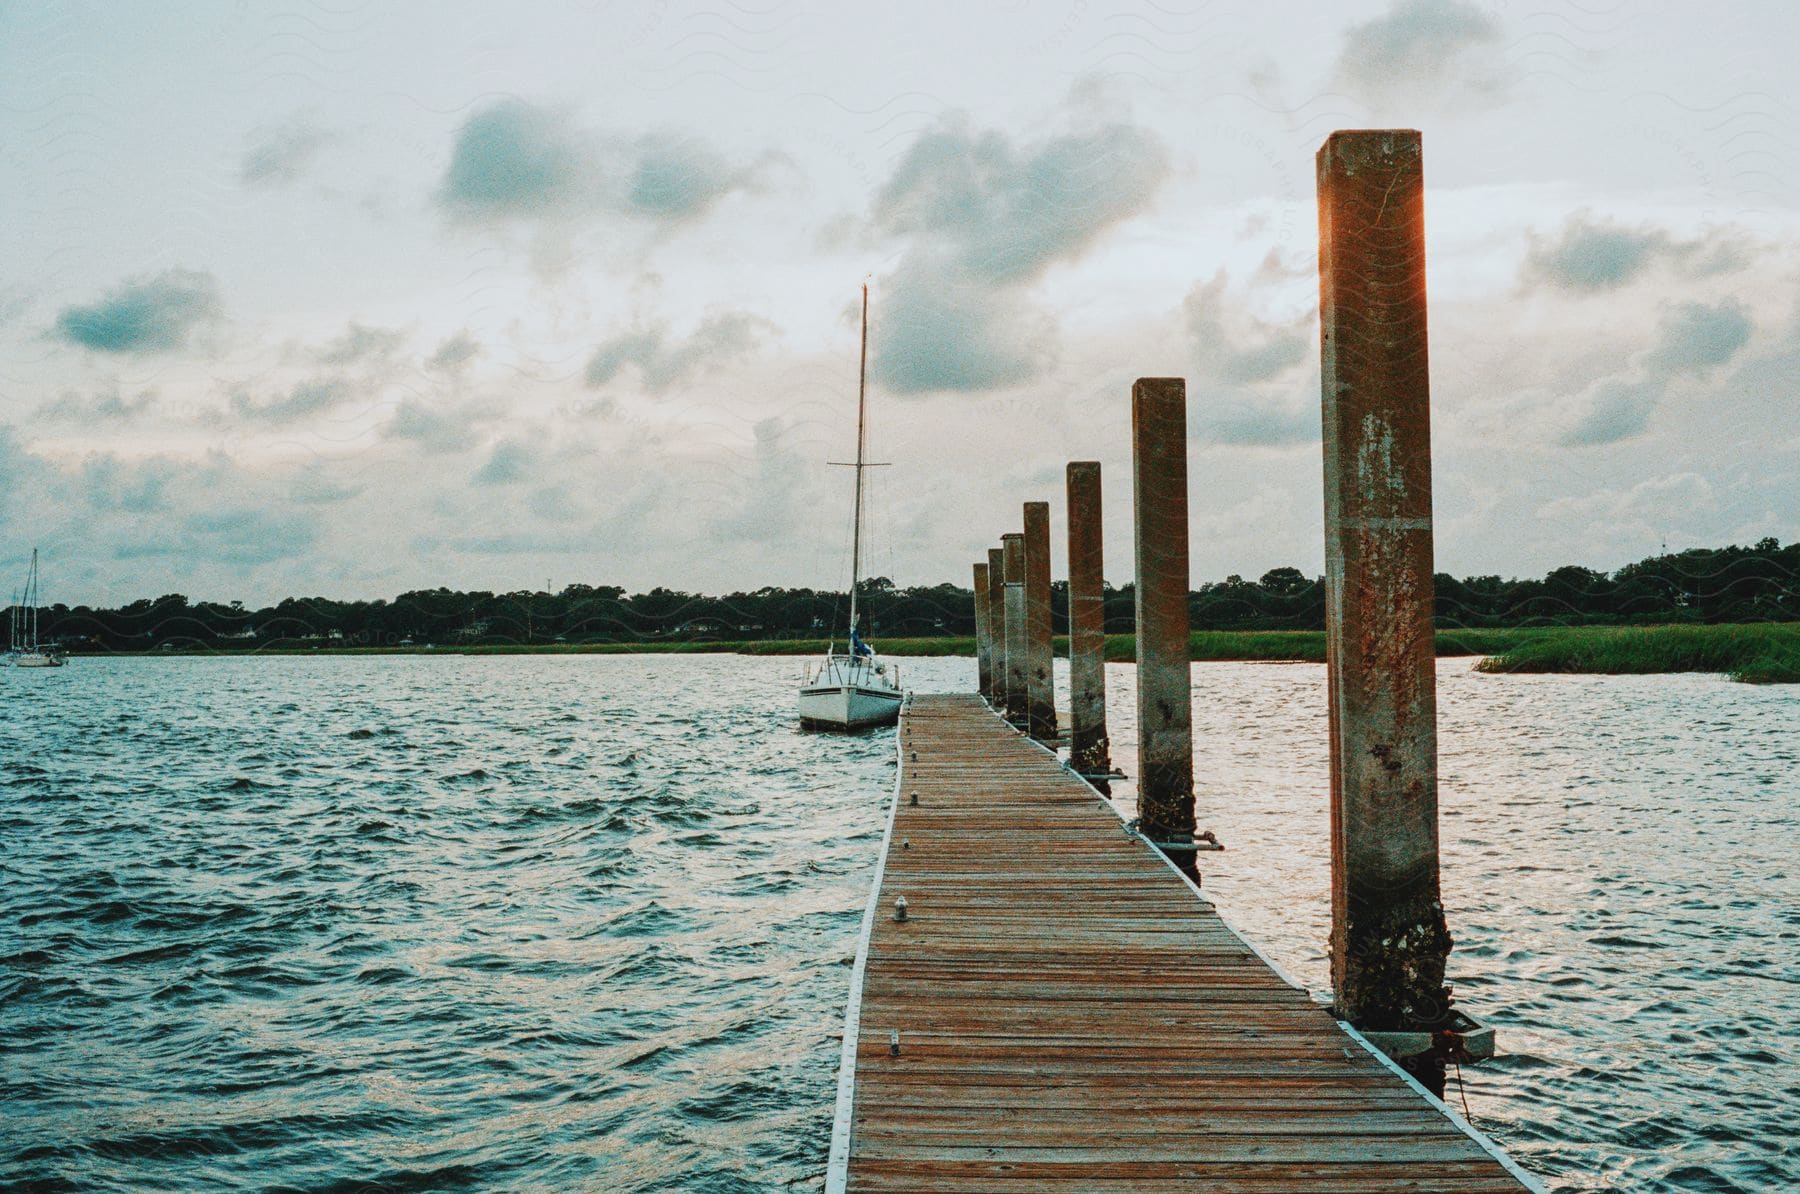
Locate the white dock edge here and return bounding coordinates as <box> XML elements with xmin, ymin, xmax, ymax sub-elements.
<box><xmin>822</xmin><ymin>700</ymin><xmax>907</xmax><ymax>1194</ymax></box>
<box><xmin>1337</xmin><ymin>1020</ymin><xmax>1551</xmax><ymax>1194</ymax></box>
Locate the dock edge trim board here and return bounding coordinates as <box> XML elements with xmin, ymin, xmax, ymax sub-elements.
<box><xmin>1337</xmin><ymin>1020</ymin><xmax>1551</xmax><ymax>1193</ymax></box>
<box><xmin>1013</xmin><ymin>704</ymin><xmax>1551</xmax><ymax>1194</ymax></box>
<box><xmin>823</xmin><ymin>696</ymin><xmax>908</xmax><ymax>1194</ymax></box>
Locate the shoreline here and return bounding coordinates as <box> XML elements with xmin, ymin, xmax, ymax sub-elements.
<box><xmin>46</xmin><ymin>622</ymin><xmax>1798</xmax><ymax>682</ymax></box>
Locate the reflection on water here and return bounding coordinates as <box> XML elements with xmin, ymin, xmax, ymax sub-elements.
<box><xmin>3</xmin><ymin>655</ymin><xmax>1793</xmax><ymax>1191</ymax></box>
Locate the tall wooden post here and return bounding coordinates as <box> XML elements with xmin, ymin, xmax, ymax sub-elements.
<box><xmin>972</xmin><ymin>561</ymin><xmax>992</xmax><ymax>698</ymax></box>
<box><xmin>987</xmin><ymin>547</ymin><xmax>1008</xmax><ymax>712</ymax></box>
<box><xmin>1317</xmin><ymin>129</ymin><xmax>1451</xmax><ymax>1056</ymax></box>
<box><xmin>1002</xmin><ymin>533</ymin><xmax>1028</xmax><ymax>725</ymax></box>
<box><xmin>1066</xmin><ymin>461</ymin><xmax>1110</xmax><ymax>776</ymax></box>
<box><xmin>1131</xmin><ymin>378</ymin><xmax>1196</xmax><ymax>876</ymax></box>
<box><xmin>1022</xmin><ymin>501</ymin><xmax>1057</xmax><ymax>742</ymax></box>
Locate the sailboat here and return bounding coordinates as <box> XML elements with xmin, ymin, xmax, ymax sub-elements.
<box><xmin>797</xmin><ymin>285</ymin><xmax>903</xmax><ymax>731</ymax></box>
<box><xmin>12</xmin><ymin>548</ymin><xmax>65</xmax><ymax>668</ymax></box>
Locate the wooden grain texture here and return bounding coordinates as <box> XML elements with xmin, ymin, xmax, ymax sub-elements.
<box><xmin>843</xmin><ymin>694</ymin><xmax>1530</xmax><ymax>1192</ymax></box>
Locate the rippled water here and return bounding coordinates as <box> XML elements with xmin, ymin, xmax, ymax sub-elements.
<box><xmin>3</xmin><ymin>656</ymin><xmax>956</xmax><ymax>1192</ymax></box>
<box><xmin>1096</xmin><ymin>660</ymin><xmax>1799</xmax><ymax>1193</ymax></box>
<box><xmin>4</xmin><ymin>655</ymin><xmax>1794</xmax><ymax>1192</ymax></box>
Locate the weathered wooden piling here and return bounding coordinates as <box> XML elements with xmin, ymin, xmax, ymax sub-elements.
<box><xmin>1065</xmin><ymin>461</ymin><xmax>1110</xmax><ymax>776</ymax></box>
<box><xmin>1001</xmin><ymin>533</ymin><xmax>1028</xmax><ymax>725</ymax></box>
<box><xmin>986</xmin><ymin>547</ymin><xmax>1007</xmax><ymax>713</ymax></box>
<box><xmin>1317</xmin><ymin>129</ymin><xmax>1452</xmax><ymax>1064</ymax></box>
<box><xmin>1021</xmin><ymin>501</ymin><xmax>1057</xmax><ymax>742</ymax></box>
<box><xmin>971</xmin><ymin>561</ymin><xmax>992</xmax><ymax>699</ymax></box>
<box><xmin>1131</xmin><ymin>378</ymin><xmax>1197</xmax><ymax>875</ymax></box>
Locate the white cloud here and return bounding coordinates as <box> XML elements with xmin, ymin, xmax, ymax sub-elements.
<box><xmin>1334</xmin><ymin>0</ymin><xmax>1505</xmax><ymax>109</ymax></box>
<box><xmin>436</xmin><ymin>100</ymin><xmax>760</xmax><ymax>228</ymax></box>
<box><xmin>54</xmin><ymin>269</ymin><xmax>223</xmax><ymax>355</ymax></box>
<box><xmin>384</xmin><ymin>398</ymin><xmax>476</xmax><ymax>454</ymax></box>
<box><xmin>229</xmin><ymin>377</ymin><xmax>352</xmax><ymax>425</ymax></box>
<box><xmin>584</xmin><ymin>310</ymin><xmax>774</xmax><ymax>393</ymax></box>
<box><xmin>1524</xmin><ymin>214</ymin><xmax>1748</xmax><ymax>293</ymax></box>
<box><xmin>867</xmin><ymin>102</ymin><xmax>1167</xmax><ymax>394</ymax></box>
<box><xmin>36</xmin><ymin>387</ymin><xmax>160</xmax><ymax>424</ymax></box>
<box><xmin>426</xmin><ymin>331</ymin><xmax>481</xmax><ymax>373</ymax></box>
<box><xmin>240</xmin><ymin>117</ymin><xmax>333</xmax><ymax>189</ymax></box>
<box><xmin>1183</xmin><ymin>272</ymin><xmax>1315</xmax><ymax>446</ymax></box>
<box><xmin>1563</xmin><ymin>298</ymin><xmax>1753</xmax><ymax>446</ymax></box>
<box><xmin>310</xmin><ymin>321</ymin><xmax>408</xmax><ymax>366</ymax></box>
<box><xmin>474</xmin><ymin>438</ymin><xmax>536</xmax><ymax>486</ymax></box>
<box><xmin>1538</xmin><ymin>472</ymin><xmax>1716</xmax><ymax>527</ymax></box>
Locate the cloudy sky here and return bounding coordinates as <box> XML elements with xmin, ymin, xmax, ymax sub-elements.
<box><xmin>3</xmin><ymin>1</ymin><xmax>1796</xmax><ymax>606</ymax></box>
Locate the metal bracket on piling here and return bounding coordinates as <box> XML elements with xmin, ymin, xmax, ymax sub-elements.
<box><xmin>1124</xmin><ymin>818</ymin><xmax>1224</xmax><ymax>851</ymax></box>
<box><xmin>1356</xmin><ymin>1010</ymin><xmax>1496</xmax><ymax>1065</ymax></box>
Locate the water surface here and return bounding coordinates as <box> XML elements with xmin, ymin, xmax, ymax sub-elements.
<box><xmin>1097</xmin><ymin>659</ymin><xmax>1798</xmax><ymax>1192</ymax></box>
<box><xmin>3</xmin><ymin>655</ymin><xmax>1794</xmax><ymax>1191</ymax></box>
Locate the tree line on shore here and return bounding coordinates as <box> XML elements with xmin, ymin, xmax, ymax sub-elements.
<box><xmin>10</xmin><ymin>538</ymin><xmax>1795</xmax><ymax>653</ymax></box>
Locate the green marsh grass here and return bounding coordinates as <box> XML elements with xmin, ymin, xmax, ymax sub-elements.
<box><xmin>1474</xmin><ymin>622</ymin><xmax>1799</xmax><ymax>684</ymax></box>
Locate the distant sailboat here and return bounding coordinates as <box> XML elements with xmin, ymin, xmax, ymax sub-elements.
<box><xmin>11</xmin><ymin>548</ymin><xmax>65</xmax><ymax>668</ymax></box>
<box><xmin>798</xmin><ymin>285</ymin><xmax>903</xmax><ymax>731</ymax></box>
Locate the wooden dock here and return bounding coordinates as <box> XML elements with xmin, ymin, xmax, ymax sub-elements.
<box><xmin>827</xmin><ymin>694</ymin><xmax>1542</xmax><ymax>1192</ymax></box>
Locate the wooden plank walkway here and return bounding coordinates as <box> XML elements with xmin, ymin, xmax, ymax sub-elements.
<box><xmin>828</xmin><ymin>693</ymin><xmax>1541</xmax><ymax>1193</ymax></box>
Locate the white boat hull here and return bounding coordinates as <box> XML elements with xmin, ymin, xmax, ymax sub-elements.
<box><xmin>13</xmin><ymin>652</ymin><xmax>63</xmax><ymax>668</ymax></box>
<box><xmin>799</xmin><ymin>682</ymin><xmax>902</xmax><ymax>730</ymax></box>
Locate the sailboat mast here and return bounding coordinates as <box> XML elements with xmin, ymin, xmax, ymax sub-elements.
<box><xmin>848</xmin><ymin>283</ymin><xmax>868</xmax><ymax>639</ymax></box>
<box><xmin>29</xmin><ymin>549</ymin><xmax>38</xmax><ymax>650</ymax></box>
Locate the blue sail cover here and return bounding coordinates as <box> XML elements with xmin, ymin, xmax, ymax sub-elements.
<box><xmin>850</xmin><ymin>627</ymin><xmax>873</xmax><ymax>658</ymax></box>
